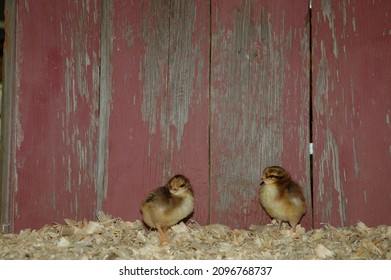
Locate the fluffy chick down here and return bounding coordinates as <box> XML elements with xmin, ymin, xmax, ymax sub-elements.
<box><xmin>141</xmin><ymin>174</ymin><xmax>194</xmax><ymax>244</ymax></box>
<box><xmin>259</xmin><ymin>166</ymin><xmax>307</xmax><ymax>231</ymax></box>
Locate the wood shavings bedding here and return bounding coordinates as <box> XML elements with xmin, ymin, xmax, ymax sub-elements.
<box><xmin>0</xmin><ymin>212</ymin><xmax>390</xmax><ymax>260</ymax></box>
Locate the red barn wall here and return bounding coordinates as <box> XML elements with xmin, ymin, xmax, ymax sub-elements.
<box><xmin>209</xmin><ymin>0</ymin><xmax>311</xmax><ymax>228</ymax></box>
<box><xmin>312</xmin><ymin>0</ymin><xmax>391</xmax><ymax>227</ymax></box>
<box><xmin>100</xmin><ymin>0</ymin><xmax>211</xmax><ymax>225</ymax></box>
<box><xmin>2</xmin><ymin>0</ymin><xmax>101</xmax><ymax>233</ymax></box>
<box><xmin>1</xmin><ymin>0</ymin><xmax>390</xmax><ymax>233</ymax></box>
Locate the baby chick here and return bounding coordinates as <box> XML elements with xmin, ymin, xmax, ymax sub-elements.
<box><xmin>141</xmin><ymin>174</ymin><xmax>194</xmax><ymax>245</ymax></box>
<box><xmin>259</xmin><ymin>166</ymin><xmax>307</xmax><ymax>231</ymax></box>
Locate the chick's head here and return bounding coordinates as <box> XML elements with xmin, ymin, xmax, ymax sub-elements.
<box><xmin>167</xmin><ymin>174</ymin><xmax>193</xmax><ymax>197</ymax></box>
<box><xmin>260</xmin><ymin>166</ymin><xmax>291</xmax><ymax>185</ymax></box>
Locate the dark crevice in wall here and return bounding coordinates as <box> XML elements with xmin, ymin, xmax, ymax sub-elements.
<box><xmin>207</xmin><ymin>0</ymin><xmax>213</xmax><ymax>225</ymax></box>
<box><xmin>308</xmin><ymin>0</ymin><xmax>315</xmax><ymax>229</ymax></box>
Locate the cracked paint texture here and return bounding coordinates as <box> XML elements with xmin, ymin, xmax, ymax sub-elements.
<box><xmin>210</xmin><ymin>0</ymin><xmax>311</xmax><ymax>229</ymax></box>
<box><xmin>312</xmin><ymin>0</ymin><xmax>391</xmax><ymax>227</ymax></box>
<box><xmin>3</xmin><ymin>0</ymin><xmax>391</xmax><ymax>232</ymax></box>
<box><xmin>4</xmin><ymin>0</ymin><xmax>100</xmax><ymax>232</ymax></box>
<box><xmin>102</xmin><ymin>0</ymin><xmax>210</xmax><ymax>225</ymax></box>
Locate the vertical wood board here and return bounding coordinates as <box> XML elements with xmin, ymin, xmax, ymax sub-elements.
<box><xmin>1</xmin><ymin>0</ymin><xmax>17</xmax><ymax>233</ymax></box>
<box><xmin>5</xmin><ymin>0</ymin><xmax>100</xmax><ymax>232</ymax></box>
<box><xmin>101</xmin><ymin>0</ymin><xmax>210</xmax><ymax>224</ymax></box>
<box><xmin>312</xmin><ymin>0</ymin><xmax>391</xmax><ymax>227</ymax></box>
<box><xmin>210</xmin><ymin>0</ymin><xmax>311</xmax><ymax>229</ymax></box>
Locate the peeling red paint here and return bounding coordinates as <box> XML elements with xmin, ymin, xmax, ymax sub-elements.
<box><xmin>3</xmin><ymin>0</ymin><xmax>390</xmax><ymax>233</ymax></box>
<box><xmin>210</xmin><ymin>0</ymin><xmax>311</xmax><ymax>229</ymax></box>
<box><xmin>101</xmin><ymin>0</ymin><xmax>210</xmax><ymax>225</ymax></box>
<box><xmin>5</xmin><ymin>0</ymin><xmax>100</xmax><ymax>232</ymax></box>
<box><xmin>312</xmin><ymin>0</ymin><xmax>391</xmax><ymax>227</ymax></box>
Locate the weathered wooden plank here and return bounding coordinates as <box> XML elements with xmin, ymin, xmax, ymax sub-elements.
<box><xmin>312</xmin><ymin>0</ymin><xmax>391</xmax><ymax>227</ymax></box>
<box><xmin>96</xmin><ymin>0</ymin><xmax>113</xmax><ymax>216</ymax></box>
<box><xmin>167</xmin><ymin>0</ymin><xmax>210</xmax><ymax>223</ymax></box>
<box><xmin>3</xmin><ymin>0</ymin><xmax>100</xmax><ymax>232</ymax></box>
<box><xmin>102</xmin><ymin>0</ymin><xmax>210</xmax><ymax>224</ymax></box>
<box><xmin>210</xmin><ymin>0</ymin><xmax>311</xmax><ymax>229</ymax></box>
<box><xmin>1</xmin><ymin>0</ymin><xmax>17</xmax><ymax>233</ymax></box>
<box><xmin>101</xmin><ymin>0</ymin><xmax>170</xmax><ymax>220</ymax></box>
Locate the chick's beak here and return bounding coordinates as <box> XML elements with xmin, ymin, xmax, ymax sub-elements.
<box><xmin>260</xmin><ymin>177</ymin><xmax>265</xmax><ymax>186</ymax></box>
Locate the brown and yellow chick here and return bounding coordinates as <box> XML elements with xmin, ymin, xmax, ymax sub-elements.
<box><xmin>141</xmin><ymin>174</ymin><xmax>194</xmax><ymax>245</ymax></box>
<box><xmin>259</xmin><ymin>166</ymin><xmax>307</xmax><ymax>232</ymax></box>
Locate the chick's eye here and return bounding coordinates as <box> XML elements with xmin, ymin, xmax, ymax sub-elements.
<box><xmin>267</xmin><ymin>175</ymin><xmax>282</xmax><ymax>179</ymax></box>
<box><xmin>179</xmin><ymin>184</ymin><xmax>185</xmax><ymax>188</ymax></box>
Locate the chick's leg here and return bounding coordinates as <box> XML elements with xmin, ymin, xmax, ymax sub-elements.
<box><xmin>289</xmin><ymin>219</ymin><xmax>298</xmax><ymax>232</ymax></box>
<box><xmin>157</xmin><ymin>225</ymin><xmax>168</xmax><ymax>245</ymax></box>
